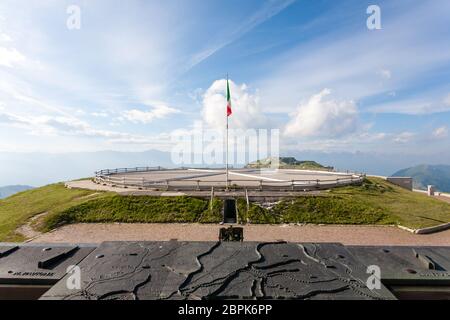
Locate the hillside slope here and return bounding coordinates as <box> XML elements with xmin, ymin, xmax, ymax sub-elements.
<box><xmin>0</xmin><ymin>183</ymin><xmax>109</xmax><ymax>241</ymax></box>
<box><xmin>0</xmin><ymin>183</ymin><xmax>222</xmax><ymax>241</ymax></box>
<box><xmin>392</xmin><ymin>164</ymin><xmax>450</xmax><ymax>192</ymax></box>
<box><xmin>238</xmin><ymin>178</ymin><xmax>450</xmax><ymax>228</ymax></box>
<box><xmin>246</xmin><ymin>157</ymin><xmax>333</xmax><ymax>170</ymax></box>
<box><xmin>1</xmin><ymin>177</ymin><xmax>450</xmax><ymax>241</ymax></box>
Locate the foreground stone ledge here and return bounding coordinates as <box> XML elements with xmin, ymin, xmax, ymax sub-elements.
<box><xmin>398</xmin><ymin>222</ymin><xmax>450</xmax><ymax>234</ymax></box>
<box><xmin>1</xmin><ymin>241</ymin><xmax>449</xmax><ymax>300</ymax></box>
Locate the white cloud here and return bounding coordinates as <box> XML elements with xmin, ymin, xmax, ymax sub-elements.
<box><xmin>393</xmin><ymin>131</ymin><xmax>415</xmax><ymax>143</ymax></box>
<box><xmin>91</xmin><ymin>111</ymin><xmax>109</xmax><ymax>118</ymax></box>
<box><xmin>123</xmin><ymin>104</ymin><xmax>180</xmax><ymax>124</ymax></box>
<box><xmin>377</xmin><ymin>69</ymin><xmax>392</xmax><ymax>80</ymax></box>
<box><xmin>202</xmin><ymin>79</ymin><xmax>267</xmax><ymax>129</ymax></box>
<box><xmin>0</xmin><ymin>33</ymin><xmax>12</xmax><ymax>42</ymax></box>
<box><xmin>368</xmin><ymin>97</ymin><xmax>450</xmax><ymax>115</ymax></box>
<box><xmin>284</xmin><ymin>89</ymin><xmax>358</xmax><ymax>138</ymax></box>
<box><xmin>0</xmin><ymin>47</ymin><xmax>25</xmax><ymax>67</ymax></box>
<box><xmin>0</xmin><ymin>109</ymin><xmax>170</xmax><ymax>147</ymax></box>
<box><xmin>433</xmin><ymin>126</ymin><xmax>448</xmax><ymax>139</ymax></box>
<box><xmin>186</xmin><ymin>0</ymin><xmax>294</xmax><ymax>71</ymax></box>
<box><xmin>445</xmin><ymin>94</ymin><xmax>450</xmax><ymax>106</ymax></box>
<box><xmin>256</xmin><ymin>1</ymin><xmax>450</xmax><ymax>115</ymax></box>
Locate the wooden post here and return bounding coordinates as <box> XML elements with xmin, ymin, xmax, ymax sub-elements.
<box><xmin>210</xmin><ymin>186</ymin><xmax>214</xmax><ymax>212</ymax></box>
<box><xmin>245</xmin><ymin>188</ymin><xmax>249</xmax><ymax>212</ymax></box>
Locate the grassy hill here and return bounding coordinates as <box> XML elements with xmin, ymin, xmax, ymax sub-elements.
<box><xmin>392</xmin><ymin>164</ymin><xmax>450</xmax><ymax>192</ymax></box>
<box><xmin>0</xmin><ymin>183</ymin><xmax>223</xmax><ymax>241</ymax></box>
<box><xmin>0</xmin><ymin>184</ymin><xmax>107</xmax><ymax>241</ymax></box>
<box><xmin>1</xmin><ymin>177</ymin><xmax>450</xmax><ymax>241</ymax></box>
<box><xmin>246</xmin><ymin>157</ymin><xmax>333</xmax><ymax>170</ymax></box>
<box><xmin>238</xmin><ymin>178</ymin><xmax>450</xmax><ymax>228</ymax></box>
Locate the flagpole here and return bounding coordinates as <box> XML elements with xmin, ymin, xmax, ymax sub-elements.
<box><xmin>226</xmin><ymin>74</ymin><xmax>229</xmax><ymax>191</ymax></box>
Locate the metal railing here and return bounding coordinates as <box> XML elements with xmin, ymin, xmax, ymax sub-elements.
<box><xmin>94</xmin><ymin>167</ymin><xmax>365</xmax><ymax>191</ymax></box>
<box><xmin>95</xmin><ymin>166</ymin><xmax>168</xmax><ymax>176</ymax></box>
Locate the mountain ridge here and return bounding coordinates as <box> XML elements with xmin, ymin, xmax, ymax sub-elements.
<box><xmin>0</xmin><ymin>185</ymin><xmax>34</xmax><ymax>199</ymax></box>
<box><xmin>391</xmin><ymin>164</ymin><xmax>450</xmax><ymax>192</ymax></box>
<box><xmin>246</xmin><ymin>157</ymin><xmax>333</xmax><ymax>170</ymax></box>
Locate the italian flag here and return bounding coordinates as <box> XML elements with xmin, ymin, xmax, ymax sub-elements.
<box><xmin>226</xmin><ymin>79</ymin><xmax>232</xmax><ymax>116</ymax></box>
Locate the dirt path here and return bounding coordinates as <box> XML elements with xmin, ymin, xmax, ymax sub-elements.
<box><xmin>436</xmin><ymin>195</ymin><xmax>450</xmax><ymax>204</ymax></box>
<box><xmin>15</xmin><ymin>212</ymin><xmax>48</xmax><ymax>240</ymax></box>
<box><xmin>31</xmin><ymin>223</ymin><xmax>450</xmax><ymax>245</ymax></box>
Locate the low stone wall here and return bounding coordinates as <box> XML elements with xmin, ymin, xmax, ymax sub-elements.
<box><xmin>386</xmin><ymin>177</ymin><xmax>413</xmax><ymax>191</ymax></box>
<box><xmin>94</xmin><ymin>167</ymin><xmax>365</xmax><ymax>192</ymax></box>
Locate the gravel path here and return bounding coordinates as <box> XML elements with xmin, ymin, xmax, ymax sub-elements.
<box><xmin>436</xmin><ymin>195</ymin><xmax>450</xmax><ymax>204</ymax></box>
<box><xmin>30</xmin><ymin>223</ymin><xmax>450</xmax><ymax>246</ymax></box>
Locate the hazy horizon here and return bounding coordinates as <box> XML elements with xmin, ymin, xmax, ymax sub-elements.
<box><xmin>1</xmin><ymin>0</ymin><xmax>450</xmax><ymax>186</ymax></box>
<box><xmin>1</xmin><ymin>149</ymin><xmax>449</xmax><ymax>187</ymax></box>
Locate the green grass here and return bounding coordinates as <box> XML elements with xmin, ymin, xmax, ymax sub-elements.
<box><xmin>0</xmin><ymin>183</ymin><xmax>223</xmax><ymax>241</ymax></box>
<box><xmin>0</xmin><ymin>183</ymin><xmax>108</xmax><ymax>241</ymax></box>
<box><xmin>237</xmin><ymin>199</ymin><xmax>280</xmax><ymax>224</ymax></box>
<box><xmin>328</xmin><ymin>177</ymin><xmax>450</xmax><ymax>228</ymax></box>
<box><xmin>272</xmin><ymin>195</ymin><xmax>393</xmax><ymax>225</ymax></box>
<box><xmin>197</xmin><ymin>198</ymin><xmax>223</xmax><ymax>223</ymax></box>
<box><xmin>42</xmin><ymin>195</ymin><xmax>222</xmax><ymax>231</ymax></box>
<box><xmin>246</xmin><ymin>157</ymin><xmax>333</xmax><ymax>171</ymax></box>
<box><xmin>234</xmin><ymin>178</ymin><xmax>450</xmax><ymax>228</ymax></box>
<box><xmin>0</xmin><ymin>182</ymin><xmax>223</xmax><ymax>241</ymax></box>
<box><xmin>1</xmin><ymin>177</ymin><xmax>449</xmax><ymax>241</ymax></box>
<box><xmin>237</xmin><ymin>195</ymin><xmax>392</xmax><ymax>225</ymax></box>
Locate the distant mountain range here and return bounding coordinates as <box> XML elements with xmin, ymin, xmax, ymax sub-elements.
<box><xmin>246</xmin><ymin>157</ymin><xmax>333</xmax><ymax>171</ymax></box>
<box><xmin>0</xmin><ymin>150</ymin><xmax>172</xmax><ymax>187</ymax></box>
<box><xmin>391</xmin><ymin>164</ymin><xmax>450</xmax><ymax>192</ymax></box>
<box><xmin>0</xmin><ymin>185</ymin><xmax>34</xmax><ymax>199</ymax></box>
<box><xmin>1</xmin><ymin>149</ymin><xmax>449</xmax><ymax>187</ymax></box>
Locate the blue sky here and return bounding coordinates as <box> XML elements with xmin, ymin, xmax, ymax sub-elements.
<box><xmin>0</xmin><ymin>0</ymin><xmax>449</xmax><ymax>160</ymax></box>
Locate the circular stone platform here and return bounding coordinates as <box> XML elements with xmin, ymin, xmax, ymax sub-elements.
<box><xmin>94</xmin><ymin>167</ymin><xmax>364</xmax><ymax>191</ymax></box>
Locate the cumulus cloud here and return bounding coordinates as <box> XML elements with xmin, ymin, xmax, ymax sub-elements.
<box><xmin>202</xmin><ymin>79</ymin><xmax>267</xmax><ymax>129</ymax></box>
<box><xmin>0</xmin><ymin>109</ymin><xmax>130</xmax><ymax>139</ymax></box>
<box><xmin>433</xmin><ymin>126</ymin><xmax>448</xmax><ymax>139</ymax></box>
<box><xmin>91</xmin><ymin>111</ymin><xmax>109</xmax><ymax>118</ymax></box>
<box><xmin>283</xmin><ymin>89</ymin><xmax>358</xmax><ymax>138</ymax></box>
<box><xmin>0</xmin><ymin>47</ymin><xmax>26</xmax><ymax>67</ymax></box>
<box><xmin>0</xmin><ymin>110</ymin><xmax>177</xmax><ymax>152</ymax></box>
<box><xmin>0</xmin><ymin>33</ymin><xmax>12</xmax><ymax>42</ymax></box>
<box><xmin>393</xmin><ymin>131</ymin><xmax>415</xmax><ymax>143</ymax></box>
<box><xmin>123</xmin><ymin>104</ymin><xmax>180</xmax><ymax>124</ymax></box>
